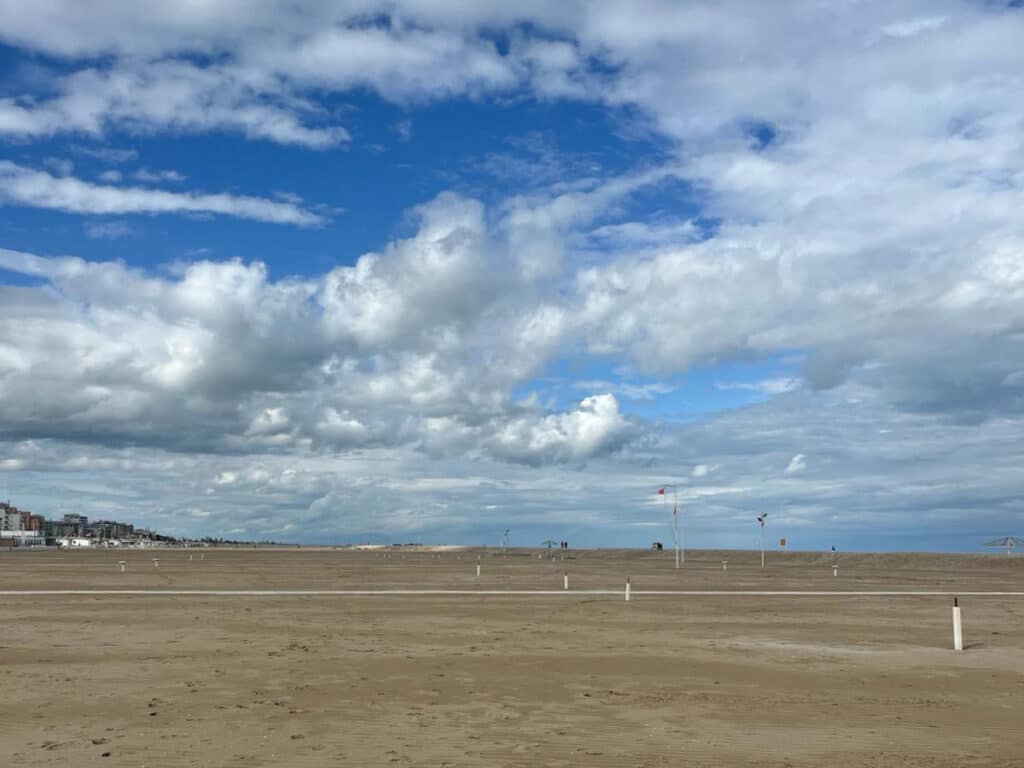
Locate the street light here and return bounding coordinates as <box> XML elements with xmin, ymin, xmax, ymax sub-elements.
<box><xmin>659</xmin><ymin>484</ymin><xmax>682</xmax><ymax>569</ymax></box>
<box><xmin>756</xmin><ymin>513</ymin><xmax>768</xmax><ymax>568</ymax></box>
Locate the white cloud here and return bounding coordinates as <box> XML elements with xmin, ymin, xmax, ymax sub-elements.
<box><xmin>0</xmin><ymin>162</ymin><xmax>322</xmax><ymax>225</ymax></box>
<box><xmin>42</xmin><ymin>157</ymin><xmax>74</xmax><ymax>176</ymax></box>
<box><xmin>0</xmin><ymin>61</ymin><xmax>349</xmax><ymax>148</ymax></box>
<box><xmin>574</xmin><ymin>379</ymin><xmax>674</xmax><ymax>401</ymax></box>
<box><xmin>319</xmin><ymin>192</ymin><xmax>496</xmax><ymax>348</ymax></box>
<box><xmin>881</xmin><ymin>16</ymin><xmax>948</xmax><ymax>39</ymax></box>
<box><xmin>716</xmin><ymin>378</ymin><xmax>801</xmax><ymax>396</ymax></box>
<box><xmin>73</xmin><ymin>146</ymin><xmax>138</xmax><ymax>164</ymax></box>
<box><xmin>785</xmin><ymin>454</ymin><xmax>807</xmax><ymax>474</ymax></box>
<box><xmin>247</xmin><ymin>407</ymin><xmax>291</xmax><ymax>436</ymax></box>
<box><xmin>133</xmin><ymin>168</ymin><xmax>185</xmax><ymax>183</ymax></box>
<box><xmin>488</xmin><ymin>394</ymin><xmax>637</xmax><ymax>466</ymax></box>
<box><xmin>394</xmin><ymin>119</ymin><xmax>413</xmax><ymax>141</ymax></box>
<box><xmin>316</xmin><ymin>408</ymin><xmax>369</xmax><ymax>444</ymax></box>
<box><xmin>83</xmin><ymin>220</ymin><xmax>139</xmax><ymax>239</ymax></box>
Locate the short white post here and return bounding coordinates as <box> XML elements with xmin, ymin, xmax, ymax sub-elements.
<box><xmin>153</xmin><ymin>558</ymin><xmax>159</xmax><ymax>568</ymax></box>
<box><xmin>189</xmin><ymin>553</ymin><xmax>193</xmax><ymax>561</ymax></box>
<box><xmin>722</xmin><ymin>560</ymin><xmax>727</xmax><ymax>572</ymax></box>
<box><xmin>625</xmin><ymin>576</ymin><xmax>631</xmax><ymax>602</ymax></box>
<box><xmin>563</xmin><ymin>571</ymin><xmax>569</xmax><ymax>590</ymax></box>
<box><xmin>476</xmin><ymin>563</ymin><xmax>481</xmax><ymax>577</ymax></box>
<box><xmin>953</xmin><ymin>597</ymin><xmax>964</xmax><ymax>651</ymax></box>
<box><xmin>832</xmin><ymin>564</ymin><xmax>838</xmax><ymax>577</ymax></box>
<box><xmin>200</xmin><ymin>553</ymin><xmax>204</xmax><ymax>560</ymax></box>
<box><xmin>118</xmin><ymin>561</ymin><xmax>126</xmax><ymax>573</ymax></box>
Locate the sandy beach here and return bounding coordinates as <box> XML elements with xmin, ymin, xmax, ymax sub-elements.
<box><xmin>2</xmin><ymin>548</ymin><xmax>1022</xmax><ymax>767</ymax></box>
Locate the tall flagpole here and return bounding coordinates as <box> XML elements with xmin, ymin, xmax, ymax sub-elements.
<box><xmin>673</xmin><ymin>485</ymin><xmax>680</xmax><ymax>569</ymax></box>
<box><xmin>661</xmin><ymin>482</ymin><xmax>679</xmax><ymax>569</ymax></box>
<box><xmin>659</xmin><ymin>484</ymin><xmax>681</xmax><ymax>569</ymax></box>
<box><xmin>675</xmin><ymin>484</ymin><xmax>684</xmax><ymax>566</ymax></box>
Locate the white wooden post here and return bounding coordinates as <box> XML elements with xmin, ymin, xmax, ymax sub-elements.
<box><xmin>563</xmin><ymin>571</ymin><xmax>569</xmax><ymax>590</ymax></box>
<box><xmin>953</xmin><ymin>597</ymin><xmax>964</xmax><ymax>651</ymax></box>
<box><xmin>625</xmin><ymin>576</ymin><xmax>631</xmax><ymax>602</ymax></box>
<box><xmin>832</xmin><ymin>564</ymin><xmax>838</xmax><ymax>577</ymax></box>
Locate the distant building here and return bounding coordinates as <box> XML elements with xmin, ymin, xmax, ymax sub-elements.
<box><xmin>2</xmin><ymin>502</ymin><xmax>176</xmax><ymax>548</ymax></box>
<box><xmin>1</xmin><ymin>530</ymin><xmax>45</xmax><ymax>547</ymax></box>
<box><xmin>1</xmin><ymin>504</ymin><xmax>22</xmax><ymax>531</ymax></box>
<box><xmin>50</xmin><ymin>513</ymin><xmax>89</xmax><ymax>538</ymax></box>
<box><xmin>90</xmin><ymin>520</ymin><xmax>135</xmax><ymax>540</ymax></box>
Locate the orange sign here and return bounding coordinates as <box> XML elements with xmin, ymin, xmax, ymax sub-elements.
<box><xmin>779</xmin><ymin>537</ymin><xmax>787</xmax><ymax>547</ymax></box>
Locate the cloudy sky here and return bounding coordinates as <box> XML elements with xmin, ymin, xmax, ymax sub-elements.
<box><xmin>1</xmin><ymin>1</ymin><xmax>1022</xmax><ymax>550</ymax></box>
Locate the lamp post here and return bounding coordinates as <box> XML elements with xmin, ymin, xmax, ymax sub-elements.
<box><xmin>756</xmin><ymin>513</ymin><xmax>767</xmax><ymax>568</ymax></box>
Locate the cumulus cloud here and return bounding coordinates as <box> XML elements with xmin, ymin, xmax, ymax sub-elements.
<box><xmin>0</xmin><ymin>189</ymin><xmax>642</xmax><ymax>466</ymax></box>
<box><xmin>318</xmin><ymin>193</ymin><xmax>497</xmax><ymax>349</ymax></box>
<box><xmin>487</xmin><ymin>394</ymin><xmax>637</xmax><ymax>466</ymax></box>
<box><xmin>0</xmin><ymin>162</ymin><xmax>322</xmax><ymax>225</ymax></box>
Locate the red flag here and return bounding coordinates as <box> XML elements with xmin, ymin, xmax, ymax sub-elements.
<box><xmin>657</xmin><ymin>488</ymin><xmax>665</xmax><ymax>495</ymax></box>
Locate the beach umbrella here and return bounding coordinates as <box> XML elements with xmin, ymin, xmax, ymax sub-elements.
<box><xmin>984</xmin><ymin>536</ymin><xmax>1023</xmax><ymax>557</ymax></box>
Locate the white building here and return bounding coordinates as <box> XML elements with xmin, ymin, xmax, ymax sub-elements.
<box><xmin>56</xmin><ymin>537</ymin><xmax>92</xmax><ymax>548</ymax></box>
<box><xmin>1</xmin><ymin>509</ymin><xmax>22</xmax><ymax>531</ymax></box>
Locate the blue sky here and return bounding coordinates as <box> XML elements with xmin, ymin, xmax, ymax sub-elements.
<box><xmin>1</xmin><ymin>1</ymin><xmax>1024</xmax><ymax>551</ymax></box>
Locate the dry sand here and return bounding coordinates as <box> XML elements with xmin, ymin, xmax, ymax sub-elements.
<box><xmin>1</xmin><ymin>548</ymin><xmax>1022</xmax><ymax>767</ymax></box>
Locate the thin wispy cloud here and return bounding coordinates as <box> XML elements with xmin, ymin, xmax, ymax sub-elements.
<box><xmin>0</xmin><ymin>162</ymin><xmax>323</xmax><ymax>226</ymax></box>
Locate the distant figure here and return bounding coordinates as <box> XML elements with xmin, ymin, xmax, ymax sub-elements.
<box><xmin>831</xmin><ymin>545</ymin><xmax>836</xmax><ymax>553</ymax></box>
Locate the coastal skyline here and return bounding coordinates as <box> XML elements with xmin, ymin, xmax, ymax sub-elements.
<box><xmin>2</xmin><ymin>1</ymin><xmax>1024</xmax><ymax>550</ymax></box>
